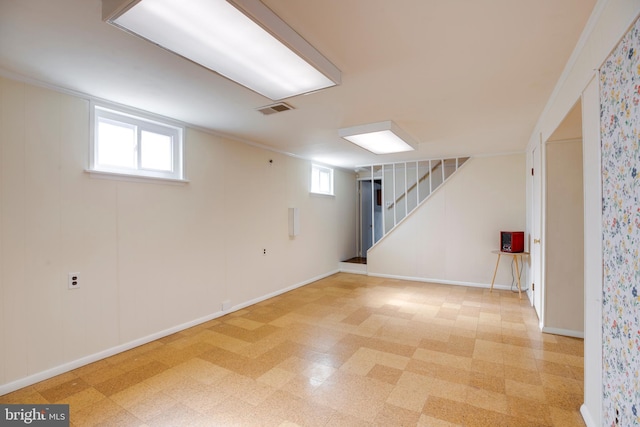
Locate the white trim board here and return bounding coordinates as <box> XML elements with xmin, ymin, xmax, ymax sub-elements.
<box><xmin>366</xmin><ymin>272</ymin><xmax>520</xmax><ymax>293</ymax></box>
<box><xmin>541</xmin><ymin>326</ymin><xmax>584</xmax><ymax>339</ymax></box>
<box><xmin>580</xmin><ymin>404</ymin><xmax>597</xmax><ymax>427</ymax></box>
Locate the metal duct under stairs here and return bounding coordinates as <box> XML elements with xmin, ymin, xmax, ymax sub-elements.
<box><xmin>356</xmin><ymin>157</ymin><xmax>470</xmax><ymax>257</ymax></box>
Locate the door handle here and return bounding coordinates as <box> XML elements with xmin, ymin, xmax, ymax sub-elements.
<box><xmin>534</xmin><ymin>238</ymin><xmax>541</xmax><ymax>244</ymax></box>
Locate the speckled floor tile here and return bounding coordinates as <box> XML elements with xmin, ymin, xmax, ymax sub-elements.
<box><xmin>0</xmin><ymin>273</ymin><xmax>585</xmax><ymax>426</ymax></box>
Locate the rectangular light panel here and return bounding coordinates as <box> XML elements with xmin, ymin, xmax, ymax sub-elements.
<box><xmin>104</xmin><ymin>0</ymin><xmax>340</xmax><ymax>100</ymax></box>
<box><xmin>339</xmin><ymin>121</ymin><xmax>417</xmax><ymax>154</ymax></box>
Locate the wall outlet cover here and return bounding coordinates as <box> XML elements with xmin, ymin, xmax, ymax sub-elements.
<box><xmin>68</xmin><ymin>272</ymin><xmax>80</xmax><ymax>289</ymax></box>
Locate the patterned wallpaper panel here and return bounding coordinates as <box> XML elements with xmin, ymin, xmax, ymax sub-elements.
<box><xmin>601</xmin><ymin>15</ymin><xmax>640</xmax><ymax>427</ymax></box>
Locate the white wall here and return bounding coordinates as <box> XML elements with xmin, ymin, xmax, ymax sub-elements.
<box><xmin>544</xmin><ymin>140</ymin><xmax>584</xmax><ymax>335</ymax></box>
<box><xmin>367</xmin><ymin>154</ymin><xmax>526</xmax><ymax>288</ymax></box>
<box><xmin>525</xmin><ymin>1</ymin><xmax>640</xmax><ymax>425</ymax></box>
<box><xmin>537</xmin><ymin>1</ymin><xmax>640</xmax><ymax>143</ymax></box>
<box><xmin>0</xmin><ymin>76</ymin><xmax>356</xmax><ymax>393</ymax></box>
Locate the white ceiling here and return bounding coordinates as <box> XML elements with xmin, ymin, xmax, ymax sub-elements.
<box><xmin>0</xmin><ymin>0</ymin><xmax>596</xmax><ymax>169</ymax></box>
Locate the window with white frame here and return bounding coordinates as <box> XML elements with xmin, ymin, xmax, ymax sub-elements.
<box><xmin>90</xmin><ymin>104</ymin><xmax>184</xmax><ymax>180</ymax></box>
<box><xmin>310</xmin><ymin>164</ymin><xmax>334</xmax><ymax>195</ymax></box>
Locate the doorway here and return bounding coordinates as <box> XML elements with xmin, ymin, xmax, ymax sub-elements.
<box><xmin>535</xmin><ymin>101</ymin><xmax>585</xmax><ymax>336</ymax></box>
<box><xmin>359</xmin><ymin>179</ymin><xmax>382</xmax><ymax>257</ymax></box>
<box><xmin>531</xmin><ymin>144</ymin><xmax>543</xmax><ymax>321</ymax></box>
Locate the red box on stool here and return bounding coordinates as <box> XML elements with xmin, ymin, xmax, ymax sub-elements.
<box><xmin>500</xmin><ymin>231</ymin><xmax>524</xmax><ymax>253</ymax></box>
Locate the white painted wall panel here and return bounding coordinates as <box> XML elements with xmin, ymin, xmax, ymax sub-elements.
<box><xmin>0</xmin><ymin>63</ymin><xmax>3</xmax><ymax>387</ymax></box>
<box><xmin>1</xmin><ymin>79</ymin><xmax>37</xmax><ymax>383</ymax></box>
<box><xmin>23</xmin><ymin>85</ymin><xmax>65</xmax><ymax>374</ymax></box>
<box><xmin>368</xmin><ymin>154</ymin><xmax>525</xmax><ymax>287</ymax></box>
<box><xmin>0</xmin><ymin>77</ymin><xmax>30</xmax><ymax>385</ymax></box>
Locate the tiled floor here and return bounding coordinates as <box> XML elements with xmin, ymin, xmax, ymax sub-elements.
<box><xmin>0</xmin><ymin>273</ymin><xmax>585</xmax><ymax>426</ymax></box>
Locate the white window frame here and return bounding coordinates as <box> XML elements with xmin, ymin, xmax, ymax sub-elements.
<box><xmin>310</xmin><ymin>164</ymin><xmax>334</xmax><ymax>195</ymax></box>
<box><xmin>90</xmin><ymin>102</ymin><xmax>185</xmax><ymax>181</ymax></box>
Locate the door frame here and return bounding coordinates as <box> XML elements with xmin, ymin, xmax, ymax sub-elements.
<box><xmin>528</xmin><ymin>137</ymin><xmax>545</xmax><ymax>327</ymax></box>
<box><xmin>358</xmin><ymin>179</ymin><xmax>373</xmax><ymax>257</ymax></box>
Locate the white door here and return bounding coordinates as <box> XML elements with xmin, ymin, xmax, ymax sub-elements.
<box><xmin>531</xmin><ymin>145</ymin><xmax>543</xmax><ymax>321</ymax></box>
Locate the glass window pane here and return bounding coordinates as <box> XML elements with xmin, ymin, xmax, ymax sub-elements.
<box><xmin>311</xmin><ymin>168</ymin><xmax>320</xmax><ymax>192</ymax></box>
<box><xmin>141</xmin><ymin>130</ymin><xmax>173</xmax><ymax>171</ymax></box>
<box><xmin>97</xmin><ymin>119</ymin><xmax>136</xmax><ymax>169</ymax></box>
<box><xmin>311</xmin><ymin>165</ymin><xmax>333</xmax><ymax>194</ymax></box>
<box><xmin>319</xmin><ymin>169</ymin><xmax>330</xmax><ymax>192</ymax></box>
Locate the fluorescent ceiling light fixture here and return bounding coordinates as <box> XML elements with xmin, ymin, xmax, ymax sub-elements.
<box><xmin>102</xmin><ymin>0</ymin><xmax>341</xmax><ymax>100</ymax></box>
<box><xmin>339</xmin><ymin>121</ymin><xmax>417</xmax><ymax>154</ymax></box>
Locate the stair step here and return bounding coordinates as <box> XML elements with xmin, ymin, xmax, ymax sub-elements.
<box><xmin>342</xmin><ymin>257</ymin><xmax>367</xmax><ymax>264</ymax></box>
<box><xmin>339</xmin><ymin>261</ymin><xmax>367</xmax><ymax>275</ymax></box>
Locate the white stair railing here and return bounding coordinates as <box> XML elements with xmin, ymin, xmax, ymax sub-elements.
<box><xmin>357</xmin><ymin>157</ymin><xmax>469</xmax><ymax>252</ymax></box>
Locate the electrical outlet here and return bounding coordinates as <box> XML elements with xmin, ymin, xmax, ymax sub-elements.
<box><xmin>68</xmin><ymin>272</ymin><xmax>80</xmax><ymax>290</ymax></box>
<box><xmin>263</xmin><ymin>248</ymin><xmax>267</xmax><ymax>255</ymax></box>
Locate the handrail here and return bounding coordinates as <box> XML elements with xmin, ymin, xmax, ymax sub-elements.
<box><xmin>387</xmin><ymin>160</ymin><xmax>442</xmax><ymax>209</ymax></box>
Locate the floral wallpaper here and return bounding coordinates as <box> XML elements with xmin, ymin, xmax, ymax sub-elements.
<box><xmin>601</xmin><ymin>15</ymin><xmax>640</xmax><ymax>427</ymax></box>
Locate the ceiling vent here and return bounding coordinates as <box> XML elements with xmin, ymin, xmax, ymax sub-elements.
<box><xmin>256</xmin><ymin>102</ymin><xmax>294</xmax><ymax>115</ymax></box>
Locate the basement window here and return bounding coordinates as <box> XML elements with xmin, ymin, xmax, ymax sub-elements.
<box><xmin>311</xmin><ymin>164</ymin><xmax>334</xmax><ymax>195</ymax></box>
<box><xmin>90</xmin><ymin>103</ymin><xmax>185</xmax><ymax>181</ymax></box>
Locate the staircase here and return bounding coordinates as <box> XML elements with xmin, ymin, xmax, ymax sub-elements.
<box><xmin>356</xmin><ymin>157</ymin><xmax>470</xmax><ymax>255</ymax></box>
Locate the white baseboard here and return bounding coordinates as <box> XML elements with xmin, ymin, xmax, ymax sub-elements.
<box><xmin>541</xmin><ymin>326</ymin><xmax>584</xmax><ymax>339</ymax></box>
<box><xmin>223</xmin><ymin>270</ymin><xmax>339</xmax><ymax>313</ymax></box>
<box><xmin>0</xmin><ymin>269</ymin><xmax>339</xmax><ymax>397</ymax></box>
<box><xmin>580</xmin><ymin>403</ymin><xmax>597</xmax><ymax>427</ymax></box>
<box><xmin>366</xmin><ymin>272</ymin><xmax>515</xmax><ymax>291</ymax></box>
